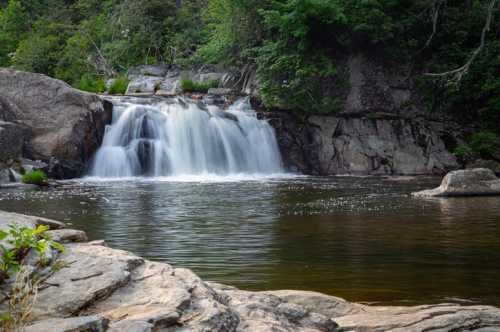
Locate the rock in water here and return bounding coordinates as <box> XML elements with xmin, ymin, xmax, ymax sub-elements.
<box><xmin>413</xmin><ymin>168</ymin><xmax>500</xmax><ymax>197</ymax></box>
<box><xmin>0</xmin><ymin>69</ymin><xmax>112</xmax><ymax>178</ymax></box>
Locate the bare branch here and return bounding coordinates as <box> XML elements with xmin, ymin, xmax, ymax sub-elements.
<box><xmin>418</xmin><ymin>0</ymin><xmax>446</xmax><ymax>54</ymax></box>
<box><xmin>425</xmin><ymin>0</ymin><xmax>497</xmax><ymax>84</ymax></box>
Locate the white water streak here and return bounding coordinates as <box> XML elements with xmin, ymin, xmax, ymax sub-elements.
<box><xmin>91</xmin><ymin>97</ymin><xmax>283</xmax><ymax>178</ymax></box>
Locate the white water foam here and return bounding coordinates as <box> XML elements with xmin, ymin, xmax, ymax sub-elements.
<box><xmin>90</xmin><ymin>97</ymin><xmax>286</xmax><ymax>180</ymax></box>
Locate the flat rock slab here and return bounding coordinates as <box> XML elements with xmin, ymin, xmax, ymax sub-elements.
<box><xmin>32</xmin><ymin>243</ymin><xmax>144</xmax><ymax>319</ymax></box>
<box><xmin>0</xmin><ymin>210</ymin><xmax>65</xmax><ymax>230</ymax></box>
<box><xmin>46</xmin><ymin>229</ymin><xmax>88</xmax><ymax>243</ymax></box>
<box><xmin>335</xmin><ymin>303</ymin><xmax>500</xmax><ymax>331</ymax></box>
<box><xmin>413</xmin><ymin>168</ymin><xmax>500</xmax><ymax>197</ymax></box>
<box><xmin>25</xmin><ymin>315</ymin><xmax>109</xmax><ymax>332</ymax></box>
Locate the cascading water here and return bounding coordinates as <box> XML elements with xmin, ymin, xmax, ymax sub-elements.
<box><xmin>90</xmin><ymin>97</ymin><xmax>283</xmax><ymax>177</ymax></box>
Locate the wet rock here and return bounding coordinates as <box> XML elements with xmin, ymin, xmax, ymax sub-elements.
<box><xmin>468</xmin><ymin>159</ymin><xmax>500</xmax><ymax>175</ymax></box>
<box><xmin>46</xmin><ymin>229</ymin><xmax>88</xmax><ymax>243</ymax></box>
<box><xmin>0</xmin><ymin>167</ymin><xmax>18</xmax><ymax>183</ymax></box>
<box><xmin>0</xmin><ymin>69</ymin><xmax>113</xmax><ymax>178</ymax></box>
<box><xmin>0</xmin><ymin>120</ymin><xmax>26</xmax><ymax>162</ymax></box>
<box><xmin>19</xmin><ymin>158</ymin><xmax>49</xmax><ymax>173</ymax></box>
<box><xmin>208</xmin><ymin>88</ymin><xmax>233</xmax><ymax>95</ymax></box>
<box><xmin>413</xmin><ymin>168</ymin><xmax>500</xmax><ymax>197</ymax></box>
<box><xmin>126</xmin><ymin>75</ymin><xmax>164</xmax><ymax>95</ymax></box>
<box><xmin>25</xmin><ymin>315</ymin><xmax>109</xmax><ymax>332</ymax></box>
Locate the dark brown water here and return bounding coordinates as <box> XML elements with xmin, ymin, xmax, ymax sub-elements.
<box><xmin>1</xmin><ymin>175</ymin><xmax>499</xmax><ymax>305</ymax></box>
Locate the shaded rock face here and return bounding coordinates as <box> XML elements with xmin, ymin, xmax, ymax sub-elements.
<box><xmin>413</xmin><ymin>168</ymin><xmax>500</xmax><ymax>197</ymax></box>
<box><xmin>267</xmin><ymin>111</ymin><xmax>458</xmax><ymax>175</ymax></box>
<box><xmin>0</xmin><ymin>69</ymin><xmax>113</xmax><ymax>178</ymax></box>
<box><xmin>262</xmin><ymin>52</ymin><xmax>459</xmax><ymax>175</ymax></box>
<box><xmin>2</xmin><ymin>211</ymin><xmax>500</xmax><ymax>332</ymax></box>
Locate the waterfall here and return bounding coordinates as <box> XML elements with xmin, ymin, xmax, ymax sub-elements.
<box><xmin>90</xmin><ymin>97</ymin><xmax>283</xmax><ymax>177</ymax></box>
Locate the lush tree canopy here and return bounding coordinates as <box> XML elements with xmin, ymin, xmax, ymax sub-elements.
<box><xmin>0</xmin><ymin>0</ymin><xmax>498</xmax><ymax>132</ymax></box>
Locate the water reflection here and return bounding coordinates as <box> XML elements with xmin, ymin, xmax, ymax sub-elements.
<box><xmin>0</xmin><ymin>176</ymin><xmax>499</xmax><ymax>305</ymax></box>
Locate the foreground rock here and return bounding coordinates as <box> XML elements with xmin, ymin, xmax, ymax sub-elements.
<box><xmin>0</xmin><ymin>69</ymin><xmax>112</xmax><ymax>178</ymax></box>
<box><xmin>413</xmin><ymin>168</ymin><xmax>500</xmax><ymax>197</ymax></box>
<box><xmin>1</xmin><ymin>211</ymin><xmax>500</xmax><ymax>331</ymax></box>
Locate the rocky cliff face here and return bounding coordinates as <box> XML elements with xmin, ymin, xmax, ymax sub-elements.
<box><xmin>262</xmin><ymin>53</ymin><xmax>459</xmax><ymax>175</ymax></box>
<box><xmin>0</xmin><ymin>69</ymin><xmax>112</xmax><ymax>178</ymax></box>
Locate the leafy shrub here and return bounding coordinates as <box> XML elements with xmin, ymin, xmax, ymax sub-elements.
<box><xmin>0</xmin><ymin>224</ymin><xmax>64</xmax><ymax>277</ymax></box>
<box><xmin>77</xmin><ymin>74</ymin><xmax>106</xmax><ymax>93</ymax></box>
<box><xmin>453</xmin><ymin>144</ymin><xmax>473</xmax><ymax>167</ymax></box>
<box><xmin>469</xmin><ymin>132</ymin><xmax>499</xmax><ymax>158</ymax></box>
<box><xmin>21</xmin><ymin>170</ymin><xmax>47</xmax><ymax>185</ymax></box>
<box><xmin>181</xmin><ymin>78</ymin><xmax>219</xmax><ymax>93</ymax></box>
<box><xmin>108</xmin><ymin>76</ymin><xmax>129</xmax><ymax>95</ymax></box>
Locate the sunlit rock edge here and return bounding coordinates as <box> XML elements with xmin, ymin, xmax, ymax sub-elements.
<box><xmin>1</xmin><ymin>210</ymin><xmax>499</xmax><ymax>332</ymax></box>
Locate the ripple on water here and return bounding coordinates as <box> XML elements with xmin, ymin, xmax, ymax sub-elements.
<box><xmin>1</xmin><ymin>176</ymin><xmax>500</xmax><ymax>306</ymax></box>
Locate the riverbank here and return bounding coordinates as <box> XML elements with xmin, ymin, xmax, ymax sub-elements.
<box><xmin>1</xmin><ymin>210</ymin><xmax>499</xmax><ymax>331</ymax></box>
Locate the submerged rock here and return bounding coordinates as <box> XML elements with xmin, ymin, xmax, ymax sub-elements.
<box><xmin>1</xmin><ymin>211</ymin><xmax>498</xmax><ymax>332</ymax></box>
<box><xmin>413</xmin><ymin>168</ymin><xmax>500</xmax><ymax>197</ymax></box>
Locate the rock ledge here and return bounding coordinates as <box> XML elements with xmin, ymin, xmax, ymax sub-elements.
<box><xmin>413</xmin><ymin>168</ymin><xmax>500</xmax><ymax>197</ymax></box>
<box><xmin>1</xmin><ymin>211</ymin><xmax>499</xmax><ymax>332</ymax></box>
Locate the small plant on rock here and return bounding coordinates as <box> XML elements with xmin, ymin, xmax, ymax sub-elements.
<box><xmin>0</xmin><ymin>224</ymin><xmax>64</xmax><ymax>279</ymax></box>
<box><xmin>21</xmin><ymin>170</ymin><xmax>48</xmax><ymax>186</ymax></box>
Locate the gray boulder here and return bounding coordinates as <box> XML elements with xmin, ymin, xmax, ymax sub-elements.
<box><xmin>0</xmin><ymin>69</ymin><xmax>113</xmax><ymax>178</ymax></box>
<box><xmin>0</xmin><ymin>120</ymin><xmax>27</xmax><ymax>162</ymax></box>
<box><xmin>128</xmin><ymin>65</ymin><xmax>169</xmax><ymax>77</ymax></box>
<box><xmin>126</xmin><ymin>75</ymin><xmax>164</xmax><ymax>95</ymax></box>
<box><xmin>413</xmin><ymin>168</ymin><xmax>500</xmax><ymax>197</ymax></box>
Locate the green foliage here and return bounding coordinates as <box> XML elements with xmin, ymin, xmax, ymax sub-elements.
<box><xmin>469</xmin><ymin>131</ymin><xmax>499</xmax><ymax>158</ymax></box>
<box><xmin>453</xmin><ymin>131</ymin><xmax>499</xmax><ymax>166</ymax></box>
<box><xmin>0</xmin><ymin>0</ymin><xmax>30</xmax><ymax>66</ymax></box>
<box><xmin>181</xmin><ymin>78</ymin><xmax>219</xmax><ymax>93</ymax></box>
<box><xmin>77</xmin><ymin>73</ymin><xmax>106</xmax><ymax>93</ymax></box>
<box><xmin>21</xmin><ymin>170</ymin><xmax>48</xmax><ymax>186</ymax></box>
<box><xmin>0</xmin><ymin>224</ymin><xmax>65</xmax><ymax>277</ymax></box>
<box><xmin>108</xmin><ymin>76</ymin><xmax>129</xmax><ymax>95</ymax></box>
<box><xmin>0</xmin><ymin>0</ymin><xmax>499</xmax><ymax>123</ymax></box>
<box><xmin>453</xmin><ymin>144</ymin><xmax>474</xmax><ymax>167</ymax></box>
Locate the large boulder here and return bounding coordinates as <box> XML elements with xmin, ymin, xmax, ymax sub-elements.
<box><xmin>0</xmin><ymin>69</ymin><xmax>113</xmax><ymax>178</ymax></box>
<box><xmin>413</xmin><ymin>168</ymin><xmax>500</xmax><ymax>197</ymax></box>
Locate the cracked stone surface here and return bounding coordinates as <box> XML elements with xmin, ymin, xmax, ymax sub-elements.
<box><xmin>1</xmin><ymin>212</ymin><xmax>500</xmax><ymax>331</ymax></box>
